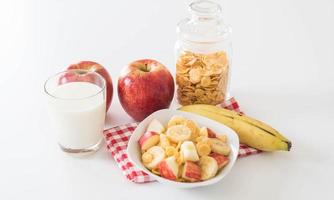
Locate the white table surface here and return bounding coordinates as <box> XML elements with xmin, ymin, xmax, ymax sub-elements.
<box><xmin>1</xmin><ymin>0</ymin><xmax>333</xmax><ymax>199</ymax></box>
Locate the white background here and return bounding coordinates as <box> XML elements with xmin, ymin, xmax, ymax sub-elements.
<box><xmin>0</xmin><ymin>0</ymin><xmax>333</xmax><ymax>199</ymax></box>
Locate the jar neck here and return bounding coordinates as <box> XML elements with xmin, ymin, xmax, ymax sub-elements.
<box><xmin>177</xmin><ymin>37</ymin><xmax>231</xmax><ymax>54</ymax></box>
<box><xmin>190</xmin><ymin>14</ymin><xmax>222</xmax><ymax>23</ymax></box>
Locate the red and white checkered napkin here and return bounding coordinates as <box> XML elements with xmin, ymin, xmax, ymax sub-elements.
<box><xmin>103</xmin><ymin>97</ymin><xmax>261</xmax><ymax>183</ymax></box>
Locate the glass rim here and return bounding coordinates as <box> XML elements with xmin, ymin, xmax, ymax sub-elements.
<box><xmin>44</xmin><ymin>69</ymin><xmax>106</xmax><ymax>101</ymax></box>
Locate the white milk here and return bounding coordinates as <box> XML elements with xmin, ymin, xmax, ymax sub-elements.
<box><xmin>47</xmin><ymin>82</ymin><xmax>106</xmax><ymax>149</ymax></box>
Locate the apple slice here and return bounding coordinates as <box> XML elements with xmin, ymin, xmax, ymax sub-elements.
<box><xmin>147</xmin><ymin>119</ymin><xmax>165</xmax><ymax>134</ymax></box>
<box><xmin>180</xmin><ymin>141</ymin><xmax>199</xmax><ymax>162</ymax></box>
<box><xmin>209</xmin><ymin>153</ymin><xmax>229</xmax><ymax>169</ymax></box>
<box><xmin>143</xmin><ymin>146</ymin><xmax>165</xmax><ymax>169</ymax></box>
<box><xmin>182</xmin><ymin>161</ymin><xmax>201</xmax><ymax>182</ymax></box>
<box><xmin>138</xmin><ymin>131</ymin><xmax>160</xmax><ymax>151</ymax></box>
<box><xmin>207</xmin><ymin>128</ymin><xmax>217</xmax><ymax>138</ymax></box>
<box><xmin>158</xmin><ymin>156</ymin><xmax>179</xmax><ymax>181</ymax></box>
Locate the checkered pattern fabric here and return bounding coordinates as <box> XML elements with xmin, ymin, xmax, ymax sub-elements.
<box><xmin>103</xmin><ymin>97</ymin><xmax>261</xmax><ymax>183</ymax></box>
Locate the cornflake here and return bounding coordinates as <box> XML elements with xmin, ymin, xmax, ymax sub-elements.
<box><xmin>176</xmin><ymin>51</ymin><xmax>229</xmax><ymax>105</ymax></box>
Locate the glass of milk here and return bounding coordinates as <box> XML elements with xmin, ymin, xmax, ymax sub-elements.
<box><xmin>44</xmin><ymin>69</ymin><xmax>106</xmax><ymax>154</ymax></box>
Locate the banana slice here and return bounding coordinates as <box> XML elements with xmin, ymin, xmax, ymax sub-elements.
<box><xmin>217</xmin><ymin>135</ymin><xmax>227</xmax><ymax>143</ymax></box>
<box><xmin>167</xmin><ymin>115</ymin><xmax>187</xmax><ymax>128</ymax></box>
<box><xmin>199</xmin><ymin>127</ymin><xmax>208</xmax><ymax>137</ymax></box>
<box><xmin>165</xmin><ymin>146</ymin><xmax>178</xmax><ymax>157</ymax></box>
<box><xmin>199</xmin><ymin>156</ymin><xmax>218</xmax><ymax>180</ymax></box>
<box><xmin>142</xmin><ymin>152</ymin><xmax>153</xmax><ymax>164</ymax></box>
<box><xmin>210</xmin><ymin>138</ymin><xmax>230</xmax><ymax>155</ymax></box>
<box><xmin>196</xmin><ymin>135</ymin><xmax>209</xmax><ymax>143</ymax></box>
<box><xmin>143</xmin><ymin>146</ymin><xmax>165</xmax><ymax>169</ymax></box>
<box><xmin>166</xmin><ymin>125</ymin><xmax>191</xmax><ymax>143</ymax></box>
<box><xmin>180</xmin><ymin>141</ymin><xmax>199</xmax><ymax>162</ymax></box>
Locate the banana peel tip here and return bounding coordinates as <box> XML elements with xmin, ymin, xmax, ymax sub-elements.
<box><xmin>287</xmin><ymin>141</ymin><xmax>292</xmax><ymax>151</ymax></box>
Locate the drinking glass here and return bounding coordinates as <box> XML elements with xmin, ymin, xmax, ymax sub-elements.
<box><xmin>44</xmin><ymin>69</ymin><xmax>106</xmax><ymax>154</ymax></box>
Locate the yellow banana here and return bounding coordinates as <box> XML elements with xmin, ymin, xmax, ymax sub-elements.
<box><xmin>194</xmin><ymin>105</ymin><xmax>290</xmax><ymax>142</ymax></box>
<box><xmin>178</xmin><ymin>104</ymin><xmax>291</xmax><ymax>151</ymax></box>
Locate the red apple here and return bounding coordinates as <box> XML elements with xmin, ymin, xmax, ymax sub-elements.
<box><xmin>61</xmin><ymin>61</ymin><xmax>113</xmax><ymax>112</ymax></box>
<box><xmin>138</xmin><ymin>131</ymin><xmax>160</xmax><ymax>151</ymax></box>
<box><xmin>118</xmin><ymin>59</ymin><xmax>174</xmax><ymax>121</ymax></box>
<box><xmin>182</xmin><ymin>161</ymin><xmax>201</xmax><ymax>182</ymax></box>
<box><xmin>158</xmin><ymin>156</ymin><xmax>179</xmax><ymax>181</ymax></box>
<box><xmin>209</xmin><ymin>153</ymin><xmax>229</xmax><ymax>169</ymax></box>
<box><xmin>58</xmin><ymin>69</ymin><xmax>96</xmax><ymax>85</ymax></box>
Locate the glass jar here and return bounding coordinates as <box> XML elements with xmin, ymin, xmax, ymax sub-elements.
<box><xmin>175</xmin><ymin>0</ymin><xmax>232</xmax><ymax>105</ymax></box>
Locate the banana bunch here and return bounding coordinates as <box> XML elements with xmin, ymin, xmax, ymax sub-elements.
<box><xmin>178</xmin><ymin>104</ymin><xmax>291</xmax><ymax>151</ymax></box>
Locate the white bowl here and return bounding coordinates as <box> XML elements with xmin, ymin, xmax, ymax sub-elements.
<box><xmin>127</xmin><ymin>109</ymin><xmax>239</xmax><ymax>188</ymax></box>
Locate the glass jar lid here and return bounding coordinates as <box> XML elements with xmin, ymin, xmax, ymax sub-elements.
<box><xmin>177</xmin><ymin>0</ymin><xmax>231</xmax><ymax>43</ymax></box>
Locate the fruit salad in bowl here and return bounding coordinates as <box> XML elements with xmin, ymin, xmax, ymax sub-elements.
<box><xmin>127</xmin><ymin>109</ymin><xmax>239</xmax><ymax>188</ymax></box>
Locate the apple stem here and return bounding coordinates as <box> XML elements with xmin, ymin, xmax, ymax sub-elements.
<box><xmin>139</xmin><ymin>64</ymin><xmax>150</xmax><ymax>72</ymax></box>
<box><xmin>75</xmin><ymin>70</ymin><xmax>88</xmax><ymax>75</ymax></box>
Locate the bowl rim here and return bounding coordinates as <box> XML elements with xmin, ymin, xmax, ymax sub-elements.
<box><xmin>127</xmin><ymin>109</ymin><xmax>240</xmax><ymax>188</ymax></box>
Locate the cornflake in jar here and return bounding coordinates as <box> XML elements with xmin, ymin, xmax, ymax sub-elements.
<box><xmin>176</xmin><ymin>51</ymin><xmax>229</xmax><ymax>105</ymax></box>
